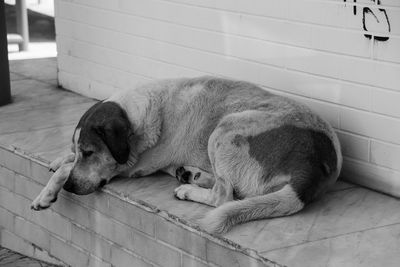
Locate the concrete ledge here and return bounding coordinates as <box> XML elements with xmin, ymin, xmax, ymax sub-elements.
<box><xmin>0</xmin><ymin>145</ymin><xmax>277</xmax><ymax>267</ymax></box>
<box><xmin>3</xmin><ymin>58</ymin><xmax>400</xmax><ymax>267</ymax></box>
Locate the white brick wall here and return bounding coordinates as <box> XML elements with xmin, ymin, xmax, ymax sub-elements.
<box><xmin>55</xmin><ymin>0</ymin><xmax>400</xmax><ymax>196</ymax></box>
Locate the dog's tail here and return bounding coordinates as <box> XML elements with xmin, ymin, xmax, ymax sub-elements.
<box><xmin>199</xmin><ymin>185</ymin><xmax>304</xmax><ymax>234</ymax></box>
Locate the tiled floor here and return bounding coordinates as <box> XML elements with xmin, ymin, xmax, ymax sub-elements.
<box><xmin>2</xmin><ymin>58</ymin><xmax>400</xmax><ymax>267</ymax></box>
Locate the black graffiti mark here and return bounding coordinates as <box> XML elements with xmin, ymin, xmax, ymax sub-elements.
<box><xmin>343</xmin><ymin>0</ymin><xmax>357</xmax><ymax>15</ymax></box>
<box><xmin>344</xmin><ymin>0</ymin><xmax>390</xmax><ymax>41</ymax></box>
<box><xmin>363</xmin><ymin>6</ymin><xmax>391</xmax><ymax>41</ymax></box>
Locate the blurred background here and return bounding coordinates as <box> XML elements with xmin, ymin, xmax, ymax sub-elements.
<box><xmin>5</xmin><ymin>0</ymin><xmax>56</xmax><ymax>59</ymax></box>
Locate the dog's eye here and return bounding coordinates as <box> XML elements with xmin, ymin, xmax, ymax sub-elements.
<box><xmin>82</xmin><ymin>150</ymin><xmax>94</xmax><ymax>157</ymax></box>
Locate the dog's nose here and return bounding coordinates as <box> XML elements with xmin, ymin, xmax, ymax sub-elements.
<box><xmin>99</xmin><ymin>179</ymin><xmax>107</xmax><ymax>188</ymax></box>
<box><xmin>63</xmin><ymin>179</ymin><xmax>75</xmax><ymax>193</ymax></box>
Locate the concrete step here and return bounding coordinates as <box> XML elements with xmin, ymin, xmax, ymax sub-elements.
<box><xmin>1</xmin><ymin>58</ymin><xmax>400</xmax><ymax>267</ymax></box>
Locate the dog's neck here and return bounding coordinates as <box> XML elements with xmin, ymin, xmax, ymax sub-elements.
<box><xmin>105</xmin><ymin>88</ymin><xmax>163</xmax><ymax>156</ymax></box>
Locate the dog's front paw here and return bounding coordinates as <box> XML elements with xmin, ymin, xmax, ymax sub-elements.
<box><xmin>174</xmin><ymin>184</ymin><xmax>195</xmax><ymax>200</ymax></box>
<box><xmin>49</xmin><ymin>153</ymin><xmax>75</xmax><ymax>172</ymax></box>
<box><xmin>31</xmin><ymin>189</ymin><xmax>57</xmax><ymax>211</ymax></box>
<box><xmin>49</xmin><ymin>157</ymin><xmax>64</xmax><ymax>172</ymax></box>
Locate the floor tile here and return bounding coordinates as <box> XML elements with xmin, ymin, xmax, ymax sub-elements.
<box><xmin>0</xmin><ymin>102</ymin><xmax>94</xmax><ymax>135</ymax></box>
<box><xmin>106</xmin><ymin>174</ymin><xmax>211</xmax><ymax>222</ymax></box>
<box><xmin>0</xmin><ymin>125</ymin><xmax>75</xmax><ymax>161</ymax></box>
<box><xmin>261</xmin><ymin>223</ymin><xmax>400</xmax><ymax>267</ymax></box>
<box><xmin>224</xmin><ymin>186</ymin><xmax>400</xmax><ymax>252</ymax></box>
<box><xmin>0</xmin><ymin>80</ymin><xmax>95</xmax><ymax>114</ymax></box>
<box><xmin>9</xmin><ymin>58</ymin><xmax>57</xmax><ymax>82</ymax></box>
<box><xmin>9</xmin><ymin>72</ymin><xmax>27</xmax><ymax>81</ymax></box>
<box><xmin>328</xmin><ymin>180</ymin><xmax>356</xmax><ymax>192</ymax></box>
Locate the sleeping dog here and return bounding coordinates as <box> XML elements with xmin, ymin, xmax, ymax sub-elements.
<box><xmin>31</xmin><ymin>77</ymin><xmax>342</xmax><ymax>234</ymax></box>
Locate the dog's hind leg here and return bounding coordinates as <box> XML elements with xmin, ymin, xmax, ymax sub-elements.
<box><xmin>31</xmin><ymin>162</ymin><xmax>73</xmax><ymax>210</ymax></box>
<box><xmin>199</xmin><ymin>184</ymin><xmax>304</xmax><ymax>234</ymax></box>
<box><xmin>162</xmin><ymin>165</ymin><xmax>215</xmax><ymax>188</ymax></box>
<box><xmin>49</xmin><ymin>153</ymin><xmax>75</xmax><ymax>172</ymax></box>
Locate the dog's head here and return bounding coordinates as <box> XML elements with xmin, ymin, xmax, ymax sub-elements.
<box><xmin>63</xmin><ymin>101</ymin><xmax>134</xmax><ymax>195</ymax></box>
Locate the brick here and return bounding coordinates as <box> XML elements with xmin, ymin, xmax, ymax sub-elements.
<box><xmin>336</xmin><ymin>132</ymin><xmax>370</xmax><ymax>162</ymax></box>
<box><xmin>64</xmin><ymin>190</ymin><xmax>109</xmax><ymax>215</ymax></box>
<box><xmin>0</xmin><ymin>185</ymin><xmax>14</xmax><ymax>209</ymax></box>
<box><xmin>0</xmin><ymin>149</ymin><xmax>31</xmax><ymax>178</ymax></box>
<box><xmin>155</xmin><ymin>216</ymin><xmax>207</xmax><ymax>260</ymax></box>
<box><xmin>15</xmin><ymin>216</ymin><xmax>51</xmax><ymax>251</ymax></box>
<box><xmin>342</xmin><ymin>159</ymin><xmax>400</xmax><ymax>198</ymax></box>
<box><xmin>113</xmin><ymin>220</ymin><xmax>136</xmax><ymax>250</ymax></box>
<box><xmin>207</xmin><ymin>242</ymin><xmax>267</xmax><ymax>267</ymax></box>
<box><xmin>57</xmin><ymin>50</ymin><xmax>158</xmax><ymax>97</ymax></box>
<box><xmin>340</xmin><ymin>108</ymin><xmax>400</xmax><ymax>144</ymax></box>
<box><xmin>90</xmin><ymin>232</ymin><xmax>112</xmax><ymax>262</ymax></box>
<box><xmin>182</xmin><ymin>254</ymin><xmax>210</xmax><ymax>267</ymax></box>
<box><xmin>90</xmin><ymin>210</ymin><xmax>116</xmax><ymax>241</ymax></box>
<box><xmin>370</xmin><ymin>141</ymin><xmax>400</xmax><ymax>171</ymax></box>
<box><xmin>0</xmin><ymin>229</ymin><xmax>34</xmax><ymax>258</ymax></box>
<box><xmin>0</xmin><ymin>188</ymin><xmax>71</xmax><ymax>241</ymax></box>
<box><xmin>50</xmin><ymin>235</ymin><xmax>89</xmax><ymax>267</ymax></box>
<box><xmin>51</xmin><ymin>195</ymin><xmax>91</xmax><ymax>228</ymax></box>
<box><xmin>374</xmin><ymin>32</ymin><xmax>400</xmax><ymax>63</ymax></box>
<box><xmin>71</xmin><ymin>223</ymin><xmax>91</xmax><ymax>251</ymax></box>
<box><xmin>14</xmin><ymin>173</ymin><xmax>43</xmax><ymax>201</ymax></box>
<box><xmin>29</xmin><ymin>161</ymin><xmax>52</xmax><ymax>186</ymax></box>
<box><xmin>108</xmin><ymin>195</ymin><xmax>155</xmax><ymax>236</ymax></box>
<box><xmin>32</xmin><ymin>246</ymin><xmax>65</xmax><ymax>266</ymax></box>
<box><xmin>371</xmin><ymin>88</ymin><xmax>400</xmax><ymax>118</ymax></box>
<box><xmin>110</xmin><ymin>246</ymin><xmax>152</xmax><ymax>267</ymax></box>
<box><xmin>311</xmin><ymin>26</ymin><xmax>371</xmax><ymax>58</ymax></box>
<box><xmin>89</xmin><ymin>209</ymin><xmax>181</xmax><ymax>267</ymax></box>
<box><xmin>0</xmin><ymin>166</ymin><xmax>15</xmax><ymax>190</ymax></box>
<box><xmin>0</xmin><ymin>206</ymin><xmax>14</xmax><ymax>232</ymax></box>
<box><xmin>45</xmin><ymin>210</ymin><xmax>72</xmax><ymax>241</ymax></box>
<box><xmin>71</xmin><ymin>224</ymin><xmax>113</xmax><ymax>263</ymax></box>
<box><xmin>0</xmin><ymin>186</ymin><xmax>32</xmax><ymax>219</ymax></box>
<box><xmin>129</xmin><ymin>229</ymin><xmax>181</xmax><ymax>267</ymax></box>
<box><xmin>88</xmin><ymin>254</ymin><xmax>112</xmax><ymax>267</ymax></box>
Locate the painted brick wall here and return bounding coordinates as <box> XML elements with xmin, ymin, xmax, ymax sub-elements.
<box><xmin>0</xmin><ymin>148</ymin><xmax>272</xmax><ymax>267</ymax></box>
<box><xmin>55</xmin><ymin>0</ymin><xmax>400</xmax><ymax>196</ymax></box>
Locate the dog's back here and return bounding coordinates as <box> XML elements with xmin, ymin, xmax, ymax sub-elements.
<box><xmin>108</xmin><ymin>76</ymin><xmax>342</xmax><ymax>234</ymax></box>
<box><xmin>164</xmin><ymin>77</ymin><xmax>342</xmax><ymax>233</ymax></box>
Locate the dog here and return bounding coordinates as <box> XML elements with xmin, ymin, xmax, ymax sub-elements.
<box><xmin>31</xmin><ymin>76</ymin><xmax>342</xmax><ymax>234</ymax></box>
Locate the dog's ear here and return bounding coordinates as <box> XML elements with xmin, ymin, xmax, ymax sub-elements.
<box><xmin>95</xmin><ymin>118</ymin><xmax>131</xmax><ymax>164</ymax></box>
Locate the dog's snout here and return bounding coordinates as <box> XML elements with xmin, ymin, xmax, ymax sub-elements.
<box><xmin>62</xmin><ymin>174</ymin><xmax>98</xmax><ymax>195</ymax></box>
<box><xmin>63</xmin><ymin>178</ymin><xmax>75</xmax><ymax>193</ymax></box>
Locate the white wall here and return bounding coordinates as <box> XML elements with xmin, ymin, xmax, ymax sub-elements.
<box><xmin>55</xmin><ymin>0</ymin><xmax>400</xmax><ymax>197</ymax></box>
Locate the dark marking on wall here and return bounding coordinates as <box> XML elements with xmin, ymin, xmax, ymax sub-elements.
<box><xmin>344</xmin><ymin>0</ymin><xmax>390</xmax><ymax>41</ymax></box>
